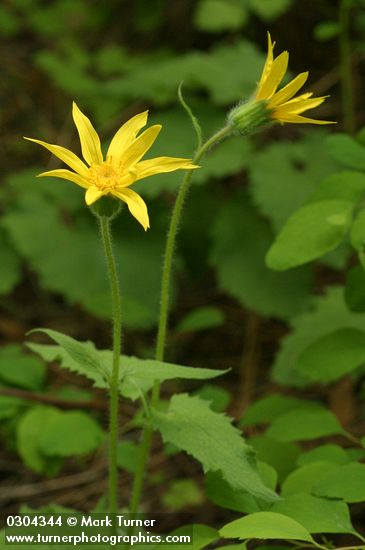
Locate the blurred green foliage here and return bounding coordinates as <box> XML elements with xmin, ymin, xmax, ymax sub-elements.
<box><xmin>0</xmin><ymin>0</ymin><xmax>344</xmax><ymax>333</ymax></box>
<box><xmin>2</xmin><ymin>0</ymin><xmax>365</xmax><ymax>543</ymax></box>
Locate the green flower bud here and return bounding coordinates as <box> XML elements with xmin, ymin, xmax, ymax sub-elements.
<box><xmin>228</xmin><ymin>99</ymin><xmax>272</xmax><ymax>135</ymax></box>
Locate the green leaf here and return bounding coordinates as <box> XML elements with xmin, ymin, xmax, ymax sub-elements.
<box><xmin>28</xmin><ymin>328</ymin><xmax>110</xmax><ymax>383</ymax></box>
<box><xmin>249</xmin><ymin>0</ymin><xmax>292</xmax><ymax>20</ymax></box>
<box><xmin>271</xmin><ymin>493</ymin><xmax>355</xmax><ymax>534</ymax></box>
<box><xmin>272</xmin><ymin>287</ymin><xmax>365</xmax><ymax>387</ymax></box>
<box><xmin>358</xmin><ymin>123</ymin><xmax>365</xmax><ymax>145</ymax></box>
<box><xmin>39</xmin><ymin>411</ymin><xmax>104</xmax><ymax>457</ymax></box>
<box><xmin>241</xmin><ymin>395</ymin><xmax>319</xmax><ymax>427</ymax></box>
<box><xmin>28</xmin><ymin>329</ymin><xmax>228</xmax><ymax>402</ymax></box>
<box><xmin>0</xmin><ymin>395</ymin><xmax>25</xmax><ymax>420</ymax></box>
<box><xmin>210</xmin><ymin>191</ymin><xmax>312</xmax><ymax>319</ymax></box>
<box><xmin>249</xmin><ymin>435</ymin><xmax>300</xmax><ymax>483</ymax></box>
<box><xmin>117</xmin><ymin>441</ymin><xmax>139</xmax><ymax>474</ymax></box>
<box><xmin>152</xmin><ymin>394</ymin><xmax>278</xmax><ymax>502</ymax></box>
<box><xmin>2</xmin><ymin>186</ymin><xmax>165</xmax><ymax>329</ymax></box>
<box><xmin>215</xmin><ymin>545</ymin><xmax>247</xmax><ymax>550</ymax></box>
<box><xmin>194</xmin><ymin>137</ymin><xmax>252</xmax><ymax>185</ymax></box>
<box><xmin>183</xmin><ymin>40</ymin><xmax>266</xmax><ymax>104</ymax></box>
<box><xmin>176</xmin><ymin>307</ymin><xmax>225</xmax><ymax>333</ymax></box>
<box><xmin>16</xmin><ymin>406</ymin><xmax>63</xmax><ymax>475</ymax></box>
<box><xmin>0</xmin><ymin>345</ymin><xmax>46</xmax><ymax>391</ymax></box>
<box><xmin>297</xmin><ymin>444</ymin><xmax>351</xmax><ymax>467</ymax></box>
<box><xmin>194</xmin><ymin>384</ymin><xmax>231</xmax><ymax>412</ymax></box>
<box><xmin>328</xmin><ymin>134</ymin><xmax>365</xmax><ymax>171</ymax></box>
<box><xmin>350</xmin><ymin>208</ymin><xmax>365</xmax><ymax>251</ymax></box>
<box><xmin>266</xmin><ymin>408</ymin><xmax>344</xmax><ymax>442</ymax></box>
<box><xmin>205</xmin><ymin>462</ymin><xmax>276</xmax><ymax>513</ymax></box>
<box><xmin>295</xmin><ymin>328</ymin><xmax>365</xmax><ymax>383</ymax></box>
<box><xmin>28</xmin><ymin>342</ymin><xmax>108</xmax><ymax>390</ymax></box>
<box><xmin>309</xmin><ymin>171</ymin><xmax>365</xmax><ymax>204</ymax></box>
<box><xmin>102</xmin><ymin>38</ymin><xmax>265</xmax><ymax>110</ymax></box>
<box><xmin>347</xmin><ymin>447</ymin><xmax>365</xmax><ymax>461</ymax></box>
<box><xmin>37</xmin><ymin>31</ymin><xmax>264</xmax><ymax>106</ymax></box>
<box><xmin>281</xmin><ymin>462</ymin><xmax>340</xmax><ymax>497</ymax></box>
<box><xmin>266</xmin><ymin>200</ymin><xmax>353</xmax><ymax>271</ymax></box>
<box><xmin>0</xmin><ymin>5</ymin><xmax>20</xmax><ymax>37</ymax></box>
<box><xmin>345</xmin><ymin>265</ymin><xmax>365</xmax><ymax>312</ymax></box>
<box><xmin>0</xmin><ymin>227</ymin><xmax>21</xmax><ymax>294</ymax></box>
<box><xmin>194</xmin><ymin>0</ymin><xmax>247</xmax><ymax>32</ymax></box>
<box><xmin>313</xmin><ymin>20</ymin><xmax>340</xmax><ymax>41</ymax></box>
<box><xmin>162</xmin><ymin>479</ymin><xmax>204</xmax><ymax>511</ymax></box>
<box><xmin>165</xmin><ymin>524</ymin><xmax>219</xmax><ymax>550</ymax></box>
<box><xmin>220</xmin><ymin>512</ymin><xmax>313</xmax><ymax>542</ymax></box>
<box><xmin>313</xmin><ymin>462</ymin><xmax>365</xmax><ymax>502</ymax></box>
<box><xmin>249</xmin><ymin>133</ymin><xmax>337</xmax><ymax>231</ymax></box>
<box><xmin>320</xmin><ymin>240</ymin><xmax>351</xmax><ymax>270</ymax></box>
<box><xmin>121</xmin><ymin>355</ymin><xmax>229</xmax><ymax>383</ymax></box>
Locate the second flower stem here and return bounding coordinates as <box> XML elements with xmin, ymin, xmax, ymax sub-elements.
<box><xmin>339</xmin><ymin>0</ymin><xmax>354</xmax><ymax>134</ymax></box>
<box><xmin>130</xmin><ymin>124</ymin><xmax>232</xmax><ymax>514</ymax></box>
<box><xmin>99</xmin><ymin>216</ymin><xmax>122</xmax><ymax>519</ymax></box>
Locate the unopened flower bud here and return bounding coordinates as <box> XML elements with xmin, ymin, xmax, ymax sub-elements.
<box><xmin>228</xmin><ymin>99</ymin><xmax>272</xmax><ymax>135</ymax></box>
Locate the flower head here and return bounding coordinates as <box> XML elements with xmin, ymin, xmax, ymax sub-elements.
<box><xmin>25</xmin><ymin>103</ymin><xmax>198</xmax><ymax>230</ymax></box>
<box><xmin>255</xmin><ymin>33</ymin><xmax>334</xmax><ymax>125</ymax></box>
<box><xmin>229</xmin><ymin>33</ymin><xmax>334</xmax><ymax>133</ymax></box>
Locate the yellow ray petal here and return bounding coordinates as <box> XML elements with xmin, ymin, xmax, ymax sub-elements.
<box><xmin>24</xmin><ymin>137</ymin><xmax>89</xmax><ymax>176</ymax></box>
<box><xmin>274</xmin><ymin>112</ymin><xmax>336</xmax><ymax>124</ymax></box>
<box><xmin>72</xmin><ymin>102</ymin><xmax>103</xmax><ymax>166</ymax></box>
<box><xmin>275</xmin><ymin>96</ymin><xmax>328</xmax><ymax>117</ymax></box>
<box><xmin>256</xmin><ymin>32</ymin><xmax>275</xmax><ymax>97</ymax></box>
<box><xmin>134</xmin><ymin>157</ymin><xmax>199</xmax><ymax>180</ymax></box>
<box><xmin>113</xmin><ymin>188</ymin><xmax>150</xmax><ymax>230</ymax></box>
<box><xmin>85</xmin><ymin>186</ymin><xmax>104</xmax><ymax>205</ymax></box>
<box><xmin>107</xmin><ymin>111</ymin><xmax>149</xmax><ymax>162</ymax></box>
<box><xmin>122</xmin><ymin>125</ymin><xmax>162</xmax><ymax>168</ymax></box>
<box><xmin>37</xmin><ymin>169</ymin><xmax>90</xmax><ymax>189</ymax></box>
<box><xmin>284</xmin><ymin>92</ymin><xmax>313</xmax><ymax>102</ymax></box>
<box><xmin>270</xmin><ymin>72</ymin><xmax>309</xmax><ymax>107</ymax></box>
<box><xmin>277</xmin><ymin>92</ymin><xmax>321</xmax><ymax>107</ymax></box>
<box><xmin>256</xmin><ymin>50</ymin><xmax>289</xmax><ymax>100</ymax></box>
<box><xmin>113</xmin><ymin>173</ymin><xmax>136</xmax><ymax>188</ymax></box>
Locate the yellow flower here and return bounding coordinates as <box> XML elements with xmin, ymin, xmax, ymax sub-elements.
<box><xmin>25</xmin><ymin>103</ymin><xmax>198</xmax><ymax>230</ymax></box>
<box><xmin>255</xmin><ymin>33</ymin><xmax>334</xmax><ymax>125</ymax></box>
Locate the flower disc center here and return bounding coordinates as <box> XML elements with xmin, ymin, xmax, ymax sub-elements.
<box><xmin>89</xmin><ymin>162</ymin><xmax>124</xmax><ymax>191</ymax></box>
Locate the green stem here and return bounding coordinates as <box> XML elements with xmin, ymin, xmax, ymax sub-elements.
<box><xmin>99</xmin><ymin>216</ymin><xmax>122</xmax><ymax>519</ymax></box>
<box><xmin>129</xmin><ymin>124</ymin><xmax>232</xmax><ymax>514</ymax></box>
<box><xmin>339</xmin><ymin>0</ymin><xmax>355</xmax><ymax>134</ymax></box>
<box><xmin>155</xmin><ymin>124</ymin><xmax>232</xmax><ymax>362</ymax></box>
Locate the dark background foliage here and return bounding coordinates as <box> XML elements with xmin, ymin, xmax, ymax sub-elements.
<box><xmin>1</xmin><ymin>0</ymin><xmax>365</xmax><ymax>539</ymax></box>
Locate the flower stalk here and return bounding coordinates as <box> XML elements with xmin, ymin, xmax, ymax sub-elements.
<box><xmin>130</xmin><ymin>124</ymin><xmax>232</xmax><ymax>515</ymax></box>
<box><xmin>99</xmin><ymin>214</ymin><xmax>122</xmax><ymax>519</ymax></box>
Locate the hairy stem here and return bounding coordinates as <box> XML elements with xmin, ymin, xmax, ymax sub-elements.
<box><xmin>130</xmin><ymin>124</ymin><xmax>232</xmax><ymax>514</ymax></box>
<box><xmin>99</xmin><ymin>217</ymin><xmax>122</xmax><ymax>520</ymax></box>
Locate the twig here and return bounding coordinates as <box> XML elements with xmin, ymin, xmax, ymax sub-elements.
<box><xmin>0</xmin><ymin>467</ymin><xmax>107</xmax><ymax>502</ymax></box>
<box><xmin>0</xmin><ymin>387</ymin><xmax>106</xmax><ymax>411</ymax></box>
<box><xmin>235</xmin><ymin>311</ymin><xmax>261</xmax><ymax>418</ymax></box>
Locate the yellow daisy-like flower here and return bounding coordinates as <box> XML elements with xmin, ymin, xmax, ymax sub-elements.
<box><xmin>25</xmin><ymin>102</ymin><xmax>198</xmax><ymax>230</ymax></box>
<box><xmin>229</xmin><ymin>33</ymin><xmax>334</xmax><ymax>133</ymax></box>
<box><xmin>255</xmin><ymin>33</ymin><xmax>333</xmax><ymax>125</ymax></box>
